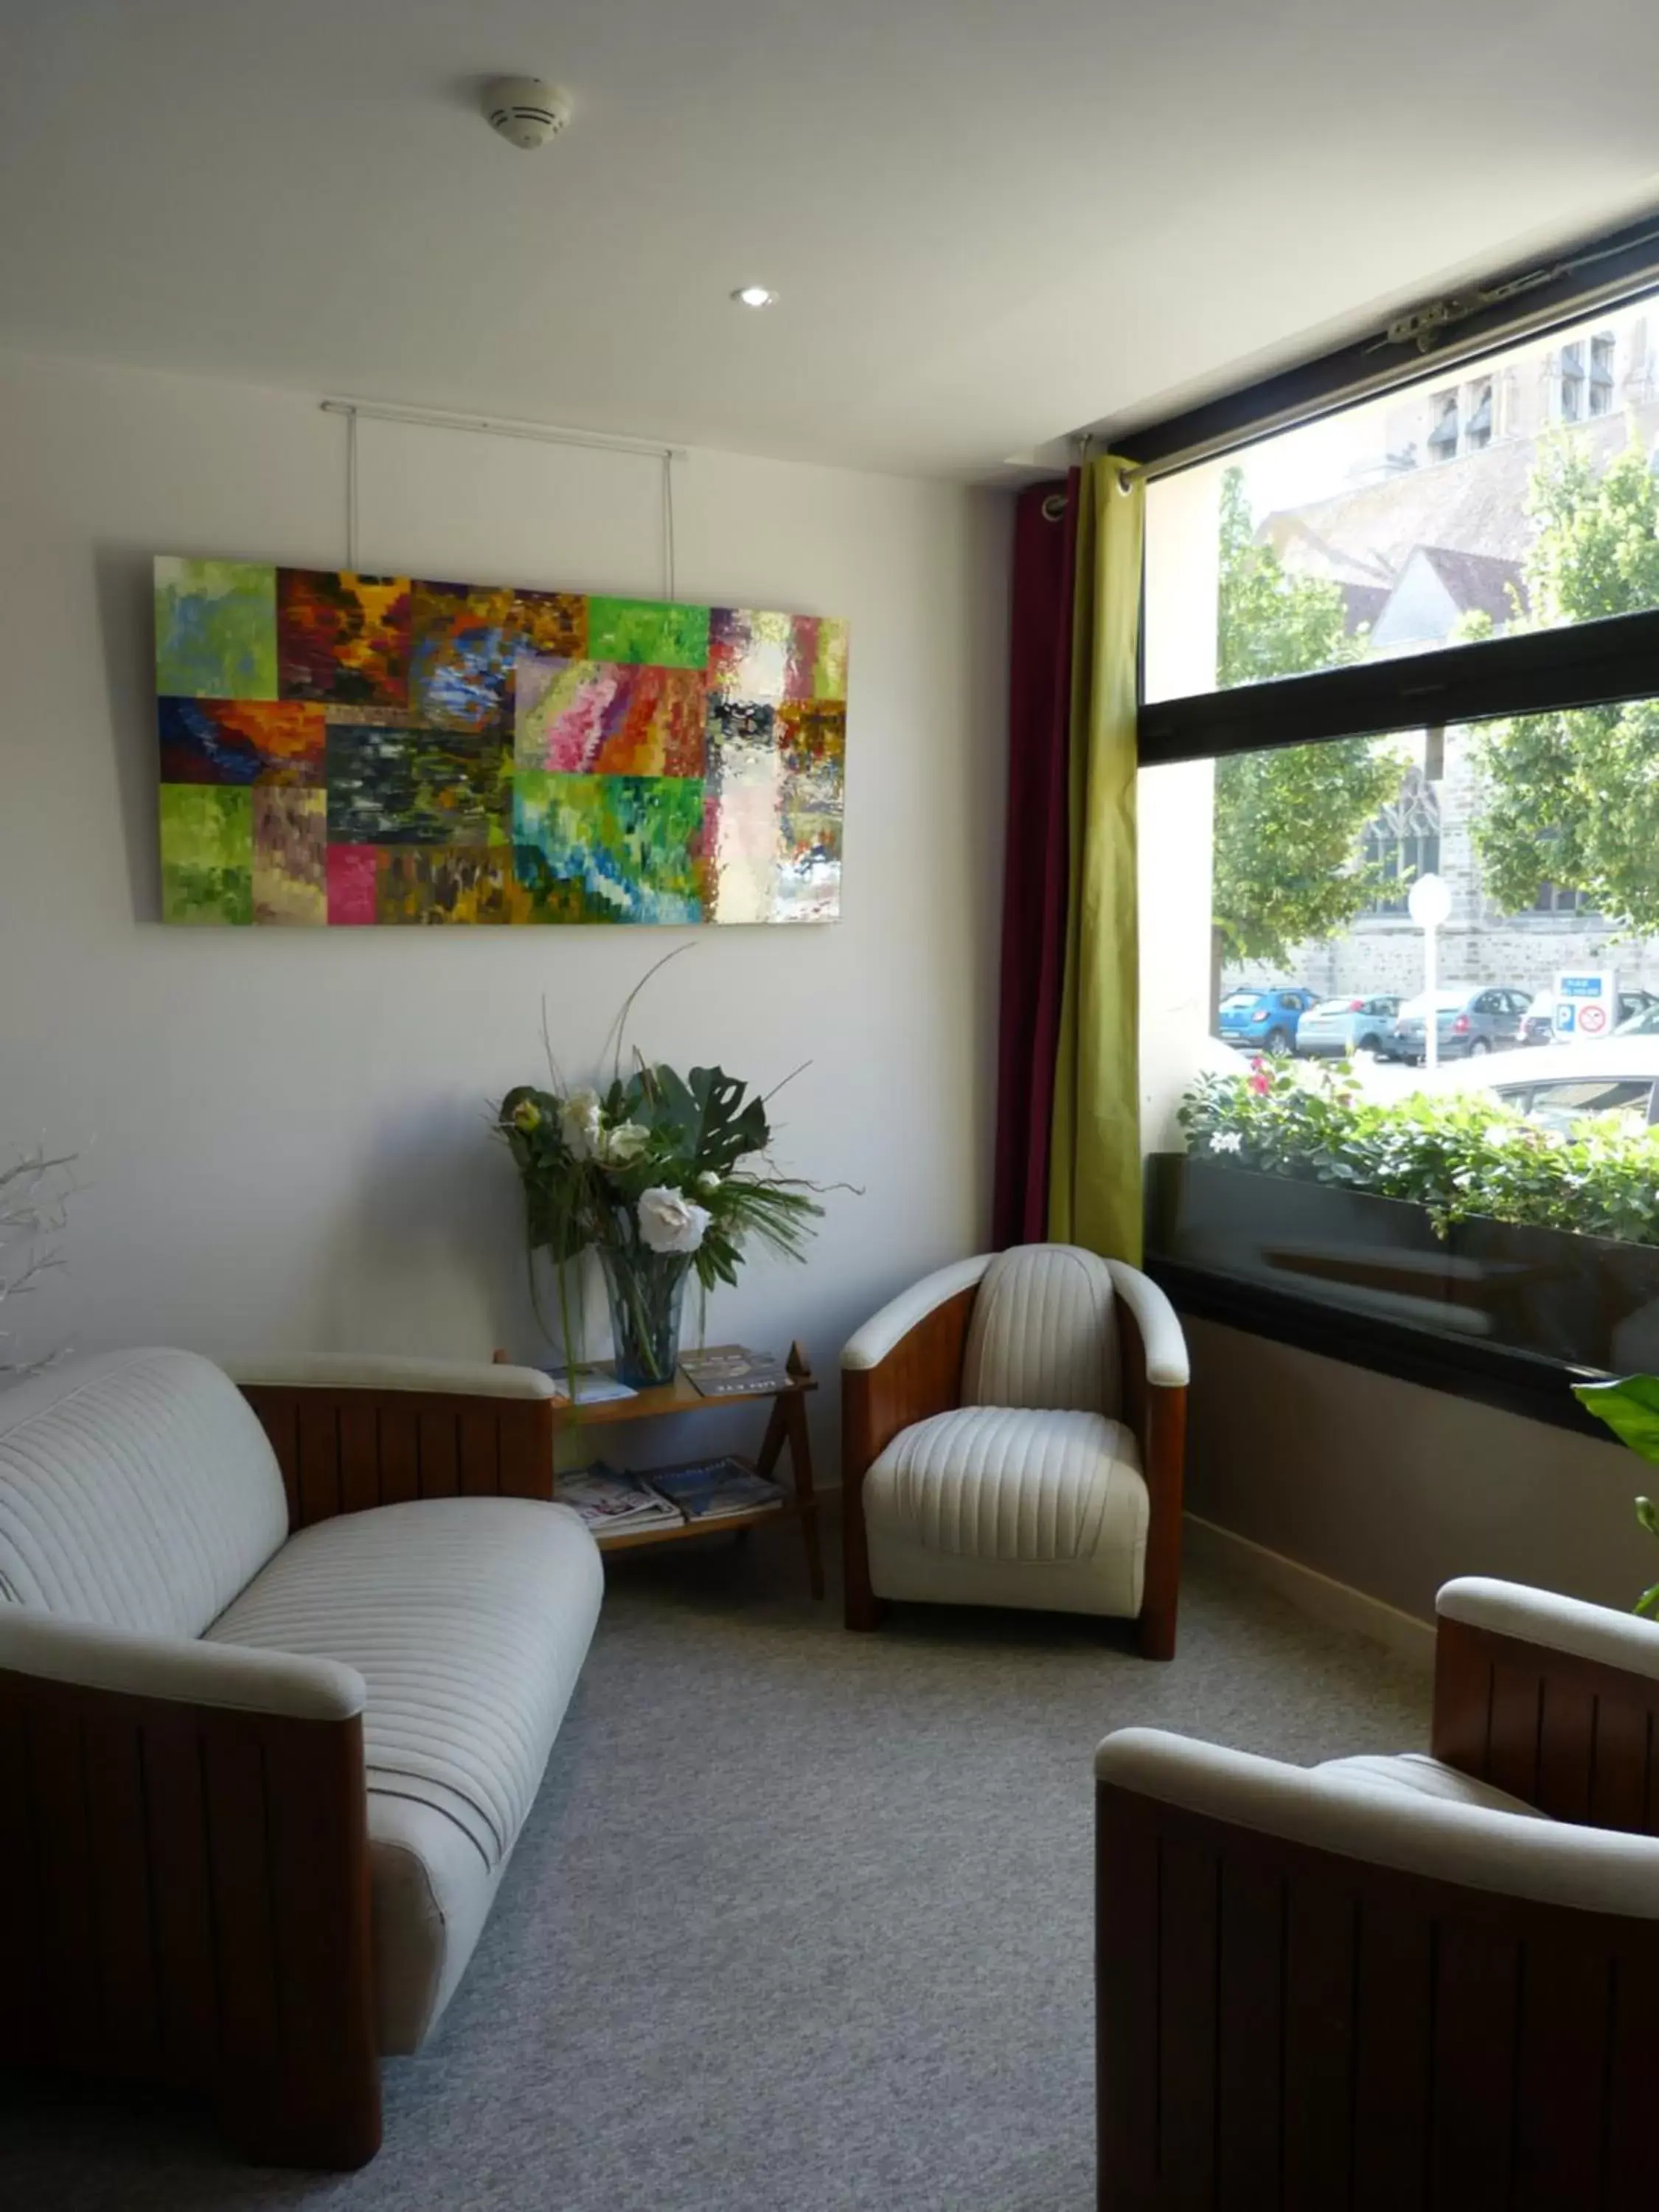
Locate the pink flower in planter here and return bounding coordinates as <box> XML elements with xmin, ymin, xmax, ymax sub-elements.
<box><xmin>1247</xmin><ymin>1057</ymin><xmax>1272</xmax><ymax>1098</ymax></box>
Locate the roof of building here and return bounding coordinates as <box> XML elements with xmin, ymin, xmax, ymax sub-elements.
<box><xmin>1409</xmin><ymin>544</ymin><xmax>1529</xmax><ymax>623</ymax></box>
<box><xmin>1260</xmin><ymin>411</ymin><xmax>1646</xmax><ymax>585</ymax></box>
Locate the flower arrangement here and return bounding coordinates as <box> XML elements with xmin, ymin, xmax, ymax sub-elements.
<box><xmin>498</xmin><ymin>1057</ymin><xmax>824</xmax><ymax>1387</ymax></box>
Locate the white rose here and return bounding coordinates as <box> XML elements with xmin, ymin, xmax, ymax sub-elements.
<box><xmin>560</xmin><ymin>1089</ymin><xmax>603</xmax><ymax>1162</ymax></box>
<box><xmin>637</xmin><ymin>1185</ymin><xmax>712</xmax><ymax>1256</ymax></box>
<box><xmin>599</xmin><ymin>1121</ymin><xmax>651</xmax><ymax>1167</ymax></box>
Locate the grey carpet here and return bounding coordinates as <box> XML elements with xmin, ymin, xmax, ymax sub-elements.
<box><xmin>0</xmin><ymin>1529</ymin><xmax>1429</xmax><ymax>2212</ymax></box>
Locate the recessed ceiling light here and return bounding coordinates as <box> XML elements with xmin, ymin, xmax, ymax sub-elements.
<box><xmin>731</xmin><ymin>285</ymin><xmax>778</xmax><ymax>310</ymax></box>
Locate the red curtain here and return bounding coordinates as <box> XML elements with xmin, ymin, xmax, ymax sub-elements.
<box><xmin>992</xmin><ymin>472</ymin><xmax>1079</xmax><ymax>1248</ymax></box>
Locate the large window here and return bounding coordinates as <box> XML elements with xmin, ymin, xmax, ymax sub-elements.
<box><xmin>1142</xmin><ymin>292</ymin><xmax>1659</xmax><ymax>706</ymax></box>
<box><xmin>1133</xmin><ymin>267</ymin><xmax>1659</xmax><ymax>1420</ymax></box>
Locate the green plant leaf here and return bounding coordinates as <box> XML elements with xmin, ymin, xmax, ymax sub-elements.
<box><xmin>1572</xmin><ymin>1376</ymin><xmax>1659</xmax><ymax>1464</ymax></box>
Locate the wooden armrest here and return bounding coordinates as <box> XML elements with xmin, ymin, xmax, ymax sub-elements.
<box><xmin>1432</xmin><ymin>1582</ymin><xmax>1659</xmax><ymax>1829</ymax></box>
<box><xmin>0</xmin><ymin>1655</ymin><xmax>380</xmax><ymax>2166</ymax></box>
<box><xmin>1096</xmin><ymin>1758</ymin><xmax>1659</xmax><ymax>2206</ymax></box>
<box><xmin>240</xmin><ymin>1376</ymin><xmax>555</xmax><ymax>1531</ymax></box>
<box><xmin>1115</xmin><ymin>1296</ymin><xmax>1186</xmax><ymax>1662</ymax></box>
<box><xmin>838</xmin><ymin>1270</ymin><xmax>981</xmax><ymax>1631</ymax></box>
<box><xmin>841</xmin><ymin>1277</ymin><xmax>980</xmax><ymax>1471</ymax></box>
<box><xmin>0</xmin><ymin>1608</ymin><xmax>363</xmax><ymax>1721</ymax></box>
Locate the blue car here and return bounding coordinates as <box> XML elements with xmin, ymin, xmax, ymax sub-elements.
<box><xmin>1218</xmin><ymin>986</ymin><xmax>1318</xmax><ymax>1055</ymax></box>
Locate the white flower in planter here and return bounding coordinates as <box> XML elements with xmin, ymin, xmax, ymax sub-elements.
<box><xmin>1208</xmin><ymin>1130</ymin><xmax>1242</xmax><ymax>1155</ymax></box>
<box><xmin>560</xmin><ymin>1089</ymin><xmax>603</xmax><ymax>1161</ymax></box>
<box><xmin>599</xmin><ymin>1121</ymin><xmax>652</xmax><ymax>1167</ymax></box>
<box><xmin>638</xmin><ymin>1186</ymin><xmax>712</xmax><ymax>1255</ymax></box>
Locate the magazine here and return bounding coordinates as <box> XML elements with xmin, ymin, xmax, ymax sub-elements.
<box><xmin>678</xmin><ymin>1346</ymin><xmax>793</xmax><ymax>1398</ymax></box>
<box><xmin>644</xmin><ymin>1457</ymin><xmax>785</xmax><ymax>1523</ymax></box>
<box><xmin>559</xmin><ymin>1462</ymin><xmax>684</xmax><ymax>1537</ymax></box>
<box><xmin>542</xmin><ymin>1366</ymin><xmax>638</xmax><ymax>1406</ymax></box>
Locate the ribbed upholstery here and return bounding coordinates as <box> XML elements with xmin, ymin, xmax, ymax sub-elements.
<box><xmin>869</xmin><ymin>1406</ymin><xmax>1139</xmax><ymax>1562</ymax></box>
<box><xmin>206</xmin><ymin>1493</ymin><xmax>604</xmax><ymax>2052</ymax></box>
<box><xmin>962</xmin><ymin>1244</ymin><xmax>1119</xmax><ymax>1414</ymax></box>
<box><xmin>0</xmin><ymin>1348</ymin><xmax>287</xmax><ymax>1636</ymax></box>
<box><xmin>864</xmin><ymin>1405</ymin><xmax>1147</xmax><ymax>1616</ymax></box>
<box><xmin>207</xmin><ymin>1495</ymin><xmax>600</xmax><ymax>1875</ymax></box>
<box><xmin>1316</xmin><ymin>1752</ymin><xmax>1549</xmax><ymax>1819</ymax></box>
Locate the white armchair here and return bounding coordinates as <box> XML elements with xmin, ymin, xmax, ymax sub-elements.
<box><xmin>1094</xmin><ymin>1577</ymin><xmax>1659</xmax><ymax>2207</ymax></box>
<box><xmin>840</xmin><ymin>1243</ymin><xmax>1189</xmax><ymax>1656</ymax></box>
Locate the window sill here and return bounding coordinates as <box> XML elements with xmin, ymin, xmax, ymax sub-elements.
<box><xmin>1145</xmin><ymin>1150</ymin><xmax>1646</xmax><ymax>1442</ymax></box>
<box><xmin>1147</xmin><ymin>1256</ymin><xmax>1616</xmax><ymax>1441</ymax></box>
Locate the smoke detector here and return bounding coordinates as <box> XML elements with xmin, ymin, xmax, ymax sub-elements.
<box><xmin>483</xmin><ymin>78</ymin><xmax>573</xmax><ymax>151</ymax></box>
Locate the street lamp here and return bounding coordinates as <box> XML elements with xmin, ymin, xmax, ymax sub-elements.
<box><xmin>1408</xmin><ymin>871</ymin><xmax>1453</xmax><ymax>1071</ymax></box>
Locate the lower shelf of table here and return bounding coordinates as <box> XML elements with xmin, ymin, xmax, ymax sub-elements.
<box><xmin>591</xmin><ymin>1495</ymin><xmax>813</xmax><ymax>1553</ymax></box>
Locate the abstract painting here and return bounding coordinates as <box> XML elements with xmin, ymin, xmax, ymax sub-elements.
<box><xmin>155</xmin><ymin>557</ymin><xmax>846</xmax><ymax>927</ymax></box>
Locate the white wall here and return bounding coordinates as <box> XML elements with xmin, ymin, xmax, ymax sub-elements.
<box><xmin>1186</xmin><ymin>1318</ymin><xmax>1651</xmax><ymax>1619</ymax></box>
<box><xmin>0</xmin><ymin>349</ymin><xmax>1009</xmax><ymax>1469</ymax></box>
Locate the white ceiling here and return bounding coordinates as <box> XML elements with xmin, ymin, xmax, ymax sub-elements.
<box><xmin>5</xmin><ymin>0</ymin><xmax>1659</xmax><ymax>479</ymax></box>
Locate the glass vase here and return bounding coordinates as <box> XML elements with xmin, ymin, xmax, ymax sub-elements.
<box><xmin>597</xmin><ymin>1245</ymin><xmax>691</xmax><ymax>1388</ymax></box>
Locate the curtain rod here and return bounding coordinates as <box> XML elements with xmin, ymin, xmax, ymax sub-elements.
<box><xmin>319</xmin><ymin>397</ymin><xmax>686</xmax><ymax>463</ymax></box>
<box><xmin>1110</xmin><ymin>208</ymin><xmax>1659</xmax><ymax>484</ymax></box>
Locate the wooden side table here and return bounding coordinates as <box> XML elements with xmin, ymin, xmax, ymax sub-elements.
<box><xmin>493</xmin><ymin>1340</ymin><xmax>823</xmax><ymax>1599</ymax></box>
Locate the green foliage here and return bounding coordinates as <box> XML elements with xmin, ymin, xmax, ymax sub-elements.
<box><xmin>499</xmin><ymin>1062</ymin><xmax>823</xmax><ymax>1305</ymax></box>
<box><xmin>1179</xmin><ymin>1054</ymin><xmax>1659</xmax><ymax>1245</ymax></box>
<box><xmin>1217</xmin><ymin>468</ymin><xmax>1358</xmax><ymax>689</ymax></box>
<box><xmin>1573</xmin><ymin>1374</ymin><xmax>1659</xmax><ymax>1462</ymax></box>
<box><xmin>1212</xmin><ymin>743</ymin><xmax>1403</xmax><ymax>966</ymax></box>
<box><xmin>1472</xmin><ymin>436</ymin><xmax>1659</xmax><ymax>931</ymax></box>
<box><xmin>1212</xmin><ymin>469</ymin><xmax>1402</xmax><ymax>964</ymax></box>
<box><xmin>1568</xmin><ymin>1386</ymin><xmax>1659</xmax><ymax>1616</ymax></box>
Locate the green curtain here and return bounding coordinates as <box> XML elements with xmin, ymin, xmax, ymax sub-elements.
<box><xmin>1048</xmin><ymin>454</ymin><xmax>1145</xmax><ymax>1263</ymax></box>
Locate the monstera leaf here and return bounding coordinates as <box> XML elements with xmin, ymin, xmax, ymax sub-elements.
<box><xmin>1573</xmin><ymin>1374</ymin><xmax>1659</xmax><ymax>1464</ymax></box>
<box><xmin>619</xmin><ymin>1063</ymin><xmax>768</xmax><ymax>1176</ymax></box>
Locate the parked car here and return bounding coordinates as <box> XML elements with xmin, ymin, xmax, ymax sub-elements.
<box><xmin>1618</xmin><ymin>1001</ymin><xmax>1659</xmax><ymax>1037</ymax></box>
<box><xmin>1380</xmin><ymin>985</ymin><xmax>1531</xmax><ymax>1065</ymax></box>
<box><xmin>1293</xmin><ymin>993</ymin><xmax>1401</xmax><ymax>1059</ymax></box>
<box><xmin>1218</xmin><ymin>986</ymin><xmax>1318</xmax><ymax>1054</ymax></box>
<box><xmin>1519</xmin><ymin>987</ymin><xmax>1658</xmax><ymax>1046</ymax></box>
<box><xmin>1424</xmin><ymin>1039</ymin><xmax>1659</xmax><ymax>1130</ymax></box>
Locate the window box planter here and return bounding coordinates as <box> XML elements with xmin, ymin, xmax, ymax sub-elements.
<box><xmin>1147</xmin><ymin>1150</ymin><xmax>1659</xmax><ymax>1378</ymax></box>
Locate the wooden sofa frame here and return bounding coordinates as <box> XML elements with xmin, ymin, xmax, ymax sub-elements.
<box><xmin>1096</xmin><ymin>1602</ymin><xmax>1659</xmax><ymax>2209</ymax></box>
<box><xmin>0</xmin><ymin>1374</ymin><xmax>557</xmax><ymax>2171</ymax></box>
<box><xmin>841</xmin><ymin>1276</ymin><xmax>1186</xmax><ymax>1658</ymax></box>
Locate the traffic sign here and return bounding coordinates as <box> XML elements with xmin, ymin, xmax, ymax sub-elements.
<box><xmin>1579</xmin><ymin>1002</ymin><xmax>1608</xmax><ymax>1034</ymax></box>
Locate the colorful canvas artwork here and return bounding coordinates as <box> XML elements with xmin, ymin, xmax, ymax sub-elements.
<box><xmin>154</xmin><ymin>558</ymin><xmax>846</xmax><ymax>927</ymax></box>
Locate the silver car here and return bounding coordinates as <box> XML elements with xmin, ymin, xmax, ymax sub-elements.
<box><xmin>1424</xmin><ymin>1039</ymin><xmax>1659</xmax><ymax>1128</ymax></box>
<box><xmin>1295</xmin><ymin>993</ymin><xmax>1400</xmax><ymax>1058</ymax></box>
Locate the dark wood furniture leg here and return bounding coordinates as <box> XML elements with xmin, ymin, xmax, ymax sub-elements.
<box><xmin>756</xmin><ymin>1346</ymin><xmax>824</xmax><ymax>1599</ymax></box>
<box><xmin>1117</xmin><ymin>1301</ymin><xmax>1186</xmax><ymax>1661</ymax></box>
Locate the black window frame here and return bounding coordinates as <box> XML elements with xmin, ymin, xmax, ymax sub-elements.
<box><xmin>1121</xmin><ymin>212</ymin><xmax>1659</xmax><ymax>1439</ymax></box>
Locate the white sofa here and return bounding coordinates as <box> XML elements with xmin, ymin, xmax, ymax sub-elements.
<box><xmin>0</xmin><ymin>1345</ymin><xmax>601</xmax><ymax>2167</ymax></box>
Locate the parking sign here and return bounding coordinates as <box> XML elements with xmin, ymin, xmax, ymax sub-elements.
<box><xmin>1555</xmin><ymin>970</ymin><xmax>1616</xmax><ymax>1038</ymax></box>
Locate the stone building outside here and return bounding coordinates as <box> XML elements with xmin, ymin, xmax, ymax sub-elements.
<box><xmin>1220</xmin><ymin>296</ymin><xmax>1659</xmax><ymax>1010</ymax></box>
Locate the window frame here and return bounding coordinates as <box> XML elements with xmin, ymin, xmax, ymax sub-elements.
<box><xmin>1124</xmin><ymin>215</ymin><xmax>1659</xmax><ymax>1434</ymax></box>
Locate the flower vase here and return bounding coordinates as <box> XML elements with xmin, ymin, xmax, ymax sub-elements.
<box><xmin>598</xmin><ymin>1246</ymin><xmax>692</xmax><ymax>1388</ymax></box>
